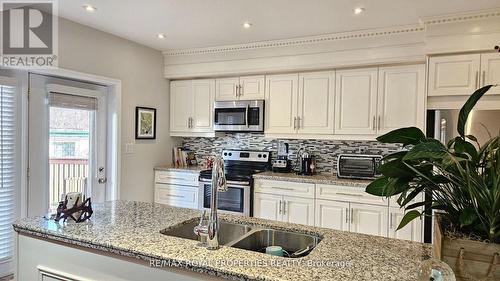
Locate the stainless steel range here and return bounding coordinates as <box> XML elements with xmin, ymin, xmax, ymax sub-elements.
<box><xmin>199</xmin><ymin>150</ymin><xmax>271</xmax><ymax>216</ymax></box>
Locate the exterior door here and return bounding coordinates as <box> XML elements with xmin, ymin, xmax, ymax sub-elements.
<box><xmin>192</xmin><ymin>80</ymin><xmax>214</xmax><ymax>132</ymax></box>
<box><xmin>315</xmin><ymin>200</ymin><xmax>349</xmax><ymax>231</ymax></box>
<box><xmin>335</xmin><ymin>68</ymin><xmax>378</xmax><ymax>135</ymax></box>
<box><xmin>282</xmin><ymin>196</ymin><xmax>315</xmax><ymax>226</ymax></box>
<box><xmin>428</xmin><ymin>54</ymin><xmax>481</xmax><ymax>96</ymax></box>
<box><xmin>297</xmin><ymin>71</ymin><xmax>335</xmax><ymax>135</ymax></box>
<box><xmin>170</xmin><ymin>81</ymin><xmax>193</xmax><ymax>132</ymax></box>
<box><xmin>253</xmin><ymin>193</ymin><xmax>282</xmax><ymax>221</ymax></box>
<box><xmin>265</xmin><ymin>74</ymin><xmax>298</xmax><ymax>134</ymax></box>
<box><xmin>481</xmin><ymin>53</ymin><xmax>500</xmax><ymax>95</ymax></box>
<box><xmin>350</xmin><ymin>203</ymin><xmax>388</xmax><ymax>236</ymax></box>
<box><xmin>28</xmin><ymin>74</ymin><xmax>108</xmax><ymax>217</ymax></box>
<box><xmin>377</xmin><ymin>65</ymin><xmax>425</xmax><ymax>135</ymax></box>
<box><xmin>215</xmin><ymin>77</ymin><xmax>239</xmax><ymax>101</ymax></box>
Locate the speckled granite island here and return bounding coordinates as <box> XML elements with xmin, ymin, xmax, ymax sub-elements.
<box><xmin>14</xmin><ymin>201</ymin><xmax>431</xmax><ymax>281</ymax></box>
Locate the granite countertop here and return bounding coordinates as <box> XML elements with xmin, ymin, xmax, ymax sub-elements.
<box><xmin>14</xmin><ymin>201</ymin><xmax>431</xmax><ymax>281</ymax></box>
<box><xmin>154</xmin><ymin>164</ymin><xmax>206</xmax><ymax>173</ymax></box>
<box><xmin>253</xmin><ymin>171</ymin><xmax>372</xmax><ymax>188</ymax></box>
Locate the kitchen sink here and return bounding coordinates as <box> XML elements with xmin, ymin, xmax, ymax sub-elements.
<box><xmin>228</xmin><ymin>229</ymin><xmax>321</xmax><ymax>258</ymax></box>
<box><xmin>161</xmin><ymin>220</ymin><xmax>321</xmax><ymax>258</ymax></box>
<box><xmin>160</xmin><ymin>219</ymin><xmax>253</xmax><ymax>245</ymax></box>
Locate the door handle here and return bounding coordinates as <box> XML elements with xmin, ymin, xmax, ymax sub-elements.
<box><xmin>482</xmin><ymin>70</ymin><xmax>486</xmax><ymax>86</ymax></box>
<box><xmin>377</xmin><ymin>116</ymin><xmax>381</xmax><ymax>130</ymax></box>
<box><xmin>345</xmin><ymin>208</ymin><xmax>349</xmax><ymax>224</ymax></box>
<box><xmin>475</xmin><ymin>71</ymin><xmax>479</xmax><ymax>89</ymax></box>
<box><xmin>293</xmin><ymin>117</ymin><xmax>297</xmax><ymax>130</ymax></box>
<box><xmin>239</xmin><ymin>84</ymin><xmax>243</xmax><ymax>97</ymax></box>
<box><xmin>283</xmin><ymin>200</ymin><xmax>286</xmax><ymax>215</ymax></box>
<box><xmin>372</xmin><ymin>116</ymin><xmax>376</xmax><ymax>130</ymax></box>
<box><xmin>98</xmin><ymin>177</ymin><xmax>107</xmax><ymax>184</ymax></box>
<box><xmin>278</xmin><ymin>200</ymin><xmax>282</xmax><ymax>214</ymax></box>
<box><xmin>350</xmin><ymin>208</ymin><xmax>354</xmax><ymax>223</ymax></box>
<box><xmin>297</xmin><ymin>117</ymin><xmax>301</xmax><ymax>130</ymax></box>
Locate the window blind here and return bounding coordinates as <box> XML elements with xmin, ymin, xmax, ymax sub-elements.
<box><xmin>0</xmin><ymin>84</ymin><xmax>15</xmax><ymax>263</ymax></box>
<box><xmin>49</xmin><ymin>92</ymin><xmax>97</xmax><ymax>111</ymax></box>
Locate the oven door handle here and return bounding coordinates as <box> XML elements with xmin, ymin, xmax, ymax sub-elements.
<box><xmin>199</xmin><ymin>178</ymin><xmax>250</xmax><ymax>187</ymax></box>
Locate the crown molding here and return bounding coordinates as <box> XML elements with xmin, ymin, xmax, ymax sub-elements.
<box><xmin>163</xmin><ymin>24</ymin><xmax>424</xmax><ymax>57</ymax></box>
<box><xmin>421</xmin><ymin>7</ymin><xmax>500</xmax><ymax>26</ymax></box>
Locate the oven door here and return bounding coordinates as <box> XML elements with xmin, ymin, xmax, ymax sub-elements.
<box><xmin>213</xmin><ymin>100</ymin><xmax>264</xmax><ymax>132</ymax></box>
<box><xmin>198</xmin><ymin>179</ymin><xmax>251</xmax><ymax>216</ymax></box>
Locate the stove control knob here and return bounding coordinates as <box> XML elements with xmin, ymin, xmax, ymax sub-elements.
<box><xmin>263</xmin><ymin>154</ymin><xmax>267</xmax><ymax>158</ymax></box>
<box><xmin>224</xmin><ymin>152</ymin><xmax>227</xmax><ymax>156</ymax></box>
<box><xmin>258</xmin><ymin>154</ymin><xmax>262</xmax><ymax>158</ymax></box>
<box><xmin>228</xmin><ymin>153</ymin><xmax>232</xmax><ymax>156</ymax></box>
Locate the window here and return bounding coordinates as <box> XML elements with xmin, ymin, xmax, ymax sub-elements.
<box><xmin>52</xmin><ymin>142</ymin><xmax>76</xmax><ymax>158</ymax></box>
<box><xmin>0</xmin><ymin>83</ymin><xmax>16</xmax><ymax>264</ymax></box>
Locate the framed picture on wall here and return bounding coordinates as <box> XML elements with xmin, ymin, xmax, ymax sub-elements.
<box><xmin>135</xmin><ymin>107</ymin><xmax>156</xmax><ymax>139</ymax></box>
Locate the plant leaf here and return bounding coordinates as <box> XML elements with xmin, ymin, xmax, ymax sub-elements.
<box><xmin>378</xmin><ymin>157</ymin><xmax>414</xmax><ymax>179</ymax></box>
<box><xmin>396</xmin><ymin>210</ymin><xmax>421</xmax><ymax>230</ymax></box>
<box><xmin>453</xmin><ymin>137</ymin><xmax>478</xmax><ymax>162</ymax></box>
<box><xmin>459</xmin><ymin>207</ymin><xmax>478</xmax><ymax>227</ymax></box>
<box><xmin>457</xmin><ymin>85</ymin><xmax>493</xmax><ymax>138</ymax></box>
<box><xmin>366</xmin><ymin>177</ymin><xmax>390</xmax><ymax>196</ymax></box>
<box><xmin>403</xmin><ymin>139</ymin><xmax>447</xmax><ymax>160</ymax></box>
<box><xmin>376</xmin><ymin>127</ymin><xmax>426</xmax><ymax>146</ymax></box>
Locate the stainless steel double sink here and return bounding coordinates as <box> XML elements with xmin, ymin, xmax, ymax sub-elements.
<box><xmin>160</xmin><ymin>219</ymin><xmax>322</xmax><ymax>258</ymax></box>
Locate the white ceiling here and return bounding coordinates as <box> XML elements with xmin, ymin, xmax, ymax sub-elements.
<box><xmin>59</xmin><ymin>0</ymin><xmax>500</xmax><ymax>51</ymax></box>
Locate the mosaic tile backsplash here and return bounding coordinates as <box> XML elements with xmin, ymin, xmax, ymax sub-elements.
<box><xmin>179</xmin><ymin>133</ymin><xmax>400</xmax><ymax>174</ymax></box>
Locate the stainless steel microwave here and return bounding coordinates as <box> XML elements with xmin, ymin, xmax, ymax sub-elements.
<box><xmin>337</xmin><ymin>154</ymin><xmax>383</xmax><ymax>180</ymax></box>
<box><xmin>213</xmin><ymin>100</ymin><xmax>264</xmax><ymax>132</ymax></box>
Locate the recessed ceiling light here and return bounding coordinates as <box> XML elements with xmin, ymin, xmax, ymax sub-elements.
<box><xmin>83</xmin><ymin>5</ymin><xmax>97</xmax><ymax>12</ymax></box>
<box><xmin>243</xmin><ymin>22</ymin><xmax>252</xmax><ymax>29</ymax></box>
<box><xmin>157</xmin><ymin>33</ymin><xmax>166</xmax><ymax>39</ymax></box>
<box><xmin>353</xmin><ymin>7</ymin><xmax>365</xmax><ymax>15</ymax></box>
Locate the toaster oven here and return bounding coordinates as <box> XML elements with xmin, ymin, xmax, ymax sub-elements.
<box><xmin>337</xmin><ymin>154</ymin><xmax>382</xmax><ymax>180</ymax></box>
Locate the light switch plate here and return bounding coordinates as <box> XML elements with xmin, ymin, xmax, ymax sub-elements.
<box><xmin>125</xmin><ymin>143</ymin><xmax>134</xmax><ymax>154</ymax></box>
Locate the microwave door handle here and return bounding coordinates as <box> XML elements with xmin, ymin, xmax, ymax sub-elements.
<box><xmin>245</xmin><ymin>104</ymin><xmax>249</xmax><ymax>127</ymax></box>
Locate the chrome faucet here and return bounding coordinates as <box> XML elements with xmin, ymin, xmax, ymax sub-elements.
<box><xmin>194</xmin><ymin>156</ymin><xmax>227</xmax><ymax>250</ymax></box>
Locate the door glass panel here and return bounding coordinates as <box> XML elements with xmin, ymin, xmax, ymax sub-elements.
<box><xmin>48</xmin><ymin>106</ymin><xmax>93</xmax><ymax>211</ymax></box>
<box><xmin>214</xmin><ymin>108</ymin><xmax>246</xmax><ymax>125</ymax></box>
<box><xmin>203</xmin><ymin>184</ymin><xmax>244</xmax><ymax>213</ymax></box>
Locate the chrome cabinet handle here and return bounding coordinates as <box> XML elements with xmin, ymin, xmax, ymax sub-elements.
<box><xmin>335</xmin><ymin>192</ymin><xmax>364</xmax><ymax>197</ymax></box>
<box><xmin>350</xmin><ymin>208</ymin><xmax>354</xmax><ymax>223</ymax></box>
<box><xmin>297</xmin><ymin>117</ymin><xmax>301</xmax><ymax>130</ymax></box>
<box><xmin>345</xmin><ymin>208</ymin><xmax>349</xmax><ymax>224</ymax></box>
<box><xmin>482</xmin><ymin>70</ymin><xmax>486</xmax><ymax>86</ymax></box>
<box><xmin>273</xmin><ymin>186</ymin><xmax>295</xmax><ymax>191</ymax></box>
<box><xmin>239</xmin><ymin>84</ymin><xmax>243</xmax><ymax>97</ymax></box>
<box><xmin>475</xmin><ymin>71</ymin><xmax>479</xmax><ymax>89</ymax></box>
<box><xmin>235</xmin><ymin>85</ymin><xmax>239</xmax><ymax>97</ymax></box>
<box><xmin>377</xmin><ymin>116</ymin><xmax>381</xmax><ymax>130</ymax></box>
<box><xmin>278</xmin><ymin>200</ymin><xmax>282</xmax><ymax>214</ymax></box>
<box><xmin>293</xmin><ymin>117</ymin><xmax>297</xmax><ymax>130</ymax></box>
<box><xmin>163</xmin><ymin>194</ymin><xmax>185</xmax><ymax>199</ymax></box>
<box><xmin>372</xmin><ymin>116</ymin><xmax>376</xmax><ymax>130</ymax></box>
<box><xmin>283</xmin><ymin>201</ymin><xmax>287</xmax><ymax>215</ymax></box>
<box><xmin>389</xmin><ymin>213</ymin><xmax>394</xmax><ymax>229</ymax></box>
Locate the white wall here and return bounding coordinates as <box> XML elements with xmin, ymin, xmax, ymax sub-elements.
<box><xmin>58</xmin><ymin>18</ymin><xmax>171</xmax><ymax>202</ymax></box>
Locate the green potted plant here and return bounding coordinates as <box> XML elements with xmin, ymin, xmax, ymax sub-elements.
<box><xmin>366</xmin><ymin>85</ymin><xmax>499</xmax><ymax>280</ymax></box>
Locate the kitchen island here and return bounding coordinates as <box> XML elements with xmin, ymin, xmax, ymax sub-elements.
<box><xmin>14</xmin><ymin>201</ymin><xmax>431</xmax><ymax>281</ymax></box>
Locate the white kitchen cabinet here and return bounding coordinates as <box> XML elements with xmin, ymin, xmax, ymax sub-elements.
<box><xmin>297</xmin><ymin>71</ymin><xmax>335</xmax><ymax>134</ymax></box>
<box><xmin>389</xmin><ymin>208</ymin><xmax>423</xmax><ymax>242</ymax></box>
<box><xmin>154</xmin><ymin>170</ymin><xmax>200</xmax><ymax>209</ymax></box>
<box><xmin>335</xmin><ymin>68</ymin><xmax>378</xmax><ymax>135</ymax></box>
<box><xmin>481</xmin><ymin>53</ymin><xmax>500</xmax><ymax>95</ymax></box>
<box><xmin>282</xmin><ymin>196</ymin><xmax>315</xmax><ymax>226</ymax></box>
<box><xmin>428</xmin><ymin>54</ymin><xmax>481</xmax><ymax>96</ymax></box>
<box><xmin>350</xmin><ymin>203</ymin><xmax>388</xmax><ymax>237</ymax></box>
<box><xmin>315</xmin><ymin>199</ymin><xmax>349</xmax><ymax>231</ymax></box>
<box><xmin>170</xmin><ymin>79</ymin><xmax>215</xmax><ymax>136</ymax></box>
<box><xmin>216</xmin><ymin>75</ymin><xmax>265</xmax><ymax>101</ymax></box>
<box><xmin>254</xmin><ymin>193</ymin><xmax>282</xmax><ymax>221</ymax></box>
<box><xmin>265</xmin><ymin>74</ymin><xmax>299</xmax><ymax>134</ymax></box>
<box><xmin>170</xmin><ymin>81</ymin><xmax>193</xmax><ymax>132</ymax></box>
<box><xmin>377</xmin><ymin>65</ymin><xmax>426</xmax><ymax>134</ymax></box>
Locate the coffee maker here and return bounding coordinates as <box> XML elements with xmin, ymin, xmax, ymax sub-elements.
<box><xmin>272</xmin><ymin>141</ymin><xmax>292</xmax><ymax>173</ymax></box>
<box><xmin>298</xmin><ymin>149</ymin><xmax>316</xmax><ymax>176</ymax></box>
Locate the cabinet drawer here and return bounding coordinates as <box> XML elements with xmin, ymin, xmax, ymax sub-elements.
<box><xmin>316</xmin><ymin>184</ymin><xmax>387</xmax><ymax>206</ymax></box>
<box><xmin>254</xmin><ymin>179</ymin><xmax>314</xmax><ymax>198</ymax></box>
<box><xmin>155</xmin><ymin>171</ymin><xmax>199</xmax><ymax>186</ymax></box>
<box><xmin>155</xmin><ymin>184</ymin><xmax>199</xmax><ymax>209</ymax></box>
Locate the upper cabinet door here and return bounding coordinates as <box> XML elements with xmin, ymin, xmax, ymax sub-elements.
<box><xmin>428</xmin><ymin>54</ymin><xmax>481</xmax><ymax>96</ymax></box>
<box><xmin>215</xmin><ymin>77</ymin><xmax>239</xmax><ymax>101</ymax></box>
<box><xmin>481</xmin><ymin>53</ymin><xmax>500</xmax><ymax>95</ymax></box>
<box><xmin>297</xmin><ymin>71</ymin><xmax>335</xmax><ymax>135</ymax></box>
<box><xmin>170</xmin><ymin>81</ymin><xmax>193</xmax><ymax>132</ymax></box>
<box><xmin>192</xmin><ymin>80</ymin><xmax>215</xmax><ymax>132</ymax></box>
<box><xmin>265</xmin><ymin>74</ymin><xmax>299</xmax><ymax>134</ymax></box>
<box><xmin>349</xmin><ymin>203</ymin><xmax>388</xmax><ymax>237</ymax></box>
<box><xmin>335</xmin><ymin>68</ymin><xmax>378</xmax><ymax>135</ymax></box>
<box><xmin>377</xmin><ymin>65</ymin><xmax>425</xmax><ymax>135</ymax></box>
<box><xmin>239</xmin><ymin>75</ymin><xmax>265</xmax><ymax>100</ymax></box>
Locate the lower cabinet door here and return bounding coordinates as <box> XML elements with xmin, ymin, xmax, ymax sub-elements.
<box><xmin>350</xmin><ymin>203</ymin><xmax>388</xmax><ymax>237</ymax></box>
<box><xmin>254</xmin><ymin>193</ymin><xmax>282</xmax><ymax>221</ymax></box>
<box><xmin>314</xmin><ymin>199</ymin><xmax>349</xmax><ymax>231</ymax></box>
<box><xmin>389</xmin><ymin>208</ymin><xmax>423</xmax><ymax>242</ymax></box>
<box><xmin>282</xmin><ymin>196</ymin><xmax>315</xmax><ymax>226</ymax></box>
